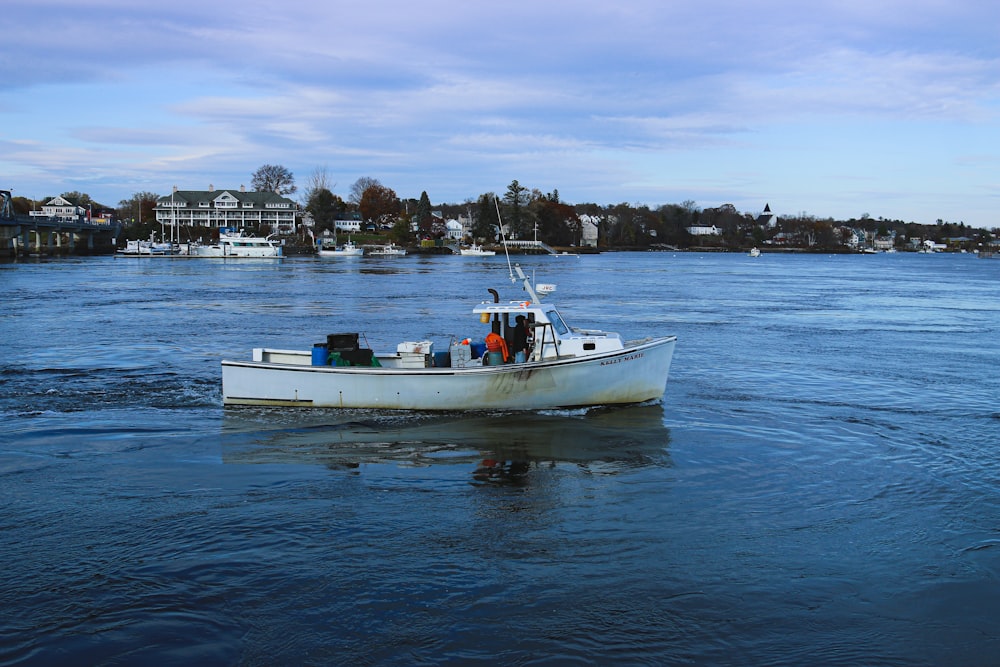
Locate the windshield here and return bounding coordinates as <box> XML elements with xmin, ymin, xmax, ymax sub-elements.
<box><xmin>546</xmin><ymin>309</ymin><xmax>568</xmax><ymax>335</ymax></box>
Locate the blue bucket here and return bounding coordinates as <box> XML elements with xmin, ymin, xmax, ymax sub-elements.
<box><xmin>312</xmin><ymin>344</ymin><xmax>328</xmax><ymax>366</ymax></box>
<box><xmin>433</xmin><ymin>351</ymin><xmax>451</xmax><ymax>367</ymax></box>
<box><xmin>487</xmin><ymin>351</ymin><xmax>504</xmax><ymax>366</ymax></box>
<box><xmin>470</xmin><ymin>341</ymin><xmax>486</xmax><ymax>359</ymax></box>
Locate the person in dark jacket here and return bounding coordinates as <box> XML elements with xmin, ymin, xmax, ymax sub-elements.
<box><xmin>510</xmin><ymin>315</ymin><xmax>529</xmax><ymax>363</ymax></box>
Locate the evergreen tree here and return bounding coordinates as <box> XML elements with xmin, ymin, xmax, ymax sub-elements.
<box><xmin>414</xmin><ymin>191</ymin><xmax>433</xmax><ymax>236</ymax></box>
<box><xmin>473</xmin><ymin>193</ymin><xmax>500</xmax><ymax>241</ymax></box>
<box><xmin>503</xmin><ymin>180</ymin><xmax>528</xmax><ymax>238</ymax></box>
<box><xmin>306</xmin><ymin>188</ymin><xmax>341</xmax><ymax>233</ymax></box>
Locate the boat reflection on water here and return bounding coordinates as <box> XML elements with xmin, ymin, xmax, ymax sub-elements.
<box><xmin>221</xmin><ymin>404</ymin><xmax>671</xmax><ymax>481</ymax></box>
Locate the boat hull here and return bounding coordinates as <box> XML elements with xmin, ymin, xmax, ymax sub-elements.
<box><xmin>194</xmin><ymin>247</ymin><xmax>281</xmax><ymax>258</ymax></box>
<box><xmin>222</xmin><ymin>337</ymin><xmax>676</xmax><ymax>410</ymax></box>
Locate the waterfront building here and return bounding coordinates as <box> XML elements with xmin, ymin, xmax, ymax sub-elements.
<box><xmin>29</xmin><ymin>196</ymin><xmax>87</xmax><ymax>222</ymax></box>
<box><xmin>154</xmin><ymin>185</ymin><xmax>298</xmax><ymax>234</ymax></box>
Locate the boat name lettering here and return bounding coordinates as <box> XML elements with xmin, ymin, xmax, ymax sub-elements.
<box><xmin>601</xmin><ymin>352</ymin><xmax>643</xmax><ymax>366</ymax></box>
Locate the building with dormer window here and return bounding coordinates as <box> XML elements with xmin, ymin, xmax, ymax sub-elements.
<box><xmin>29</xmin><ymin>196</ymin><xmax>86</xmax><ymax>222</ymax></box>
<box><xmin>154</xmin><ymin>185</ymin><xmax>298</xmax><ymax>234</ymax></box>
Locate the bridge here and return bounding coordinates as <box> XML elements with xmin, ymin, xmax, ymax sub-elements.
<box><xmin>1</xmin><ymin>190</ymin><xmax>121</xmax><ymax>257</ymax></box>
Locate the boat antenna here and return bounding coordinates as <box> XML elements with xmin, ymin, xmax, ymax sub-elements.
<box><xmin>493</xmin><ymin>195</ymin><xmax>544</xmax><ymax>303</ymax></box>
<box><xmin>494</xmin><ymin>195</ymin><xmax>515</xmax><ymax>281</ymax></box>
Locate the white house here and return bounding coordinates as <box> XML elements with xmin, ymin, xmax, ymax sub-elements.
<box><xmin>444</xmin><ymin>218</ymin><xmax>464</xmax><ymax>240</ymax></box>
<box><xmin>686</xmin><ymin>224</ymin><xmax>721</xmax><ymax>236</ymax></box>
<box><xmin>842</xmin><ymin>228</ymin><xmax>862</xmax><ymax>249</ymax></box>
<box><xmin>874</xmin><ymin>235</ymin><xmax>895</xmax><ymax>251</ymax></box>
<box><xmin>29</xmin><ymin>196</ymin><xmax>86</xmax><ymax>222</ymax></box>
<box><xmin>334</xmin><ymin>219</ymin><xmax>363</xmax><ymax>233</ymax></box>
<box><xmin>578</xmin><ymin>215</ymin><xmax>600</xmax><ymax>247</ymax></box>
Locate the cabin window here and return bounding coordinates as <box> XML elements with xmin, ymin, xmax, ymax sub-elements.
<box><xmin>584</xmin><ymin>342</ymin><xmax>596</xmax><ymax>350</ymax></box>
<box><xmin>546</xmin><ymin>309</ymin><xmax>568</xmax><ymax>335</ymax></box>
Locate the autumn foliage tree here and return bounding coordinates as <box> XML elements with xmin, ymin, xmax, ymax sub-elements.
<box><xmin>359</xmin><ymin>183</ymin><xmax>399</xmax><ymax>227</ymax></box>
<box><xmin>349</xmin><ymin>177</ymin><xmax>381</xmax><ymax>206</ymax></box>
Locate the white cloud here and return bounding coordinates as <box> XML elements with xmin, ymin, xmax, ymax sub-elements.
<box><xmin>3</xmin><ymin>0</ymin><xmax>999</xmax><ymax>224</ymax></box>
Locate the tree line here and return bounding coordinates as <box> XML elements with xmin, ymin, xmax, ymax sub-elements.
<box><xmin>12</xmin><ymin>164</ymin><xmax>996</xmax><ymax>251</ymax></box>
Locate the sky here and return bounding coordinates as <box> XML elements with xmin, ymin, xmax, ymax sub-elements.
<box><xmin>2</xmin><ymin>0</ymin><xmax>998</xmax><ymax>227</ymax></box>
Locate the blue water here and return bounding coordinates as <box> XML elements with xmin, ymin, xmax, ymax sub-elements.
<box><xmin>1</xmin><ymin>251</ymin><xmax>998</xmax><ymax>665</ymax></box>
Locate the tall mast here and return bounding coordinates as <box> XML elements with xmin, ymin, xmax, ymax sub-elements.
<box><xmin>171</xmin><ymin>186</ymin><xmax>177</xmax><ymax>243</ymax></box>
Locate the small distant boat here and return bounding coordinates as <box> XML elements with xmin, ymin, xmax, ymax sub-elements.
<box><xmin>193</xmin><ymin>231</ymin><xmax>282</xmax><ymax>258</ymax></box>
<box><xmin>318</xmin><ymin>238</ymin><xmax>364</xmax><ymax>257</ymax></box>
<box><xmin>117</xmin><ymin>239</ymin><xmax>179</xmax><ymax>256</ymax></box>
<box><xmin>221</xmin><ymin>264</ymin><xmax>676</xmax><ymax>411</ymax></box>
<box><xmin>748</xmin><ymin>247</ymin><xmax>761</xmax><ymax>257</ymax></box>
<box><xmin>460</xmin><ymin>243</ymin><xmax>496</xmax><ymax>256</ymax></box>
<box><xmin>367</xmin><ymin>243</ymin><xmax>407</xmax><ymax>257</ymax></box>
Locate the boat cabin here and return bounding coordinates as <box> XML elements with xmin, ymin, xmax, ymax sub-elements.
<box><xmin>471</xmin><ymin>300</ymin><xmax>624</xmax><ymax>363</ymax></box>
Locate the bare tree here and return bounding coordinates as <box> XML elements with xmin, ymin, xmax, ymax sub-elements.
<box><xmin>251</xmin><ymin>164</ymin><xmax>297</xmax><ymax>195</ymax></box>
<box><xmin>302</xmin><ymin>166</ymin><xmax>335</xmax><ymax>205</ymax></box>
<box><xmin>349</xmin><ymin>177</ymin><xmax>381</xmax><ymax>206</ymax></box>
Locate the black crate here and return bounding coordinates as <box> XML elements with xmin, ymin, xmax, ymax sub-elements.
<box><xmin>327</xmin><ymin>332</ymin><xmax>359</xmax><ymax>351</ymax></box>
<box><xmin>340</xmin><ymin>348</ymin><xmax>374</xmax><ymax>366</ymax></box>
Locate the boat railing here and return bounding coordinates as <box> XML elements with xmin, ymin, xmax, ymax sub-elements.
<box><xmin>569</xmin><ymin>328</ymin><xmax>614</xmax><ymax>338</ymax></box>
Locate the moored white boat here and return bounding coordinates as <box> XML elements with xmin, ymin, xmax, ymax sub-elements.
<box><xmin>193</xmin><ymin>230</ymin><xmax>282</xmax><ymax>258</ymax></box>
<box><xmin>367</xmin><ymin>243</ymin><xmax>407</xmax><ymax>256</ymax></box>
<box><xmin>318</xmin><ymin>239</ymin><xmax>364</xmax><ymax>257</ymax></box>
<box><xmin>221</xmin><ymin>264</ymin><xmax>676</xmax><ymax>411</ymax></box>
<box><xmin>748</xmin><ymin>247</ymin><xmax>761</xmax><ymax>257</ymax></box>
<box><xmin>460</xmin><ymin>243</ymin><xmax>496</xmax><ymax>256</ymax></box>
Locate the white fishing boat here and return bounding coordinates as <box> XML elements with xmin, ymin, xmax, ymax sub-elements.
<box><xmin>748</xmin><ymin>247</ymin><xmax>761</xmax><ymax>257</ymax></box>
<box><xmin>221</xmin><ymin>264</ymin><xmax>677</xmax><ymax>410</ymax></box>
<box><xmin>367</xmin><ymin>243</ymin><xmax>407</xmax><ymax>257</ymax></box>
<box><xmin>460</xmin><ymin>243</ymin><xmax>496</xmax><ymax>256</ymax></box>
<box><xmin>318</xmin><ymin>238</ymin><xmax>364</xmax><ymax>257</ymax></box>
<box><xmin>193</xmin><ymin>230</ymin><xmax>282</xmax><ymax>258</ymax></box>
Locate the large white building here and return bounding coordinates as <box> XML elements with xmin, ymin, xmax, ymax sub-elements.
<box><xmin>155</xmin><ymin>186</ymin><xmax>298</xmax><ymax>234</ymax></box>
